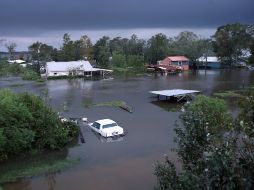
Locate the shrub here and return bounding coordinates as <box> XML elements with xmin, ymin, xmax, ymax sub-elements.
<box><xmin>20</xmin><ymin>69</ymin><xmax>40</xmax><ymax>80</ymax></box>
<box><xmin>0</xmin><ymin>89</ymin><xmax>79</xmax><ymax>161</ymax></box>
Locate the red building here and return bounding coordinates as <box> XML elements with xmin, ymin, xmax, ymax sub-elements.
<box><xmin>159</xmin><ymin>56</ymin><xmax>189</xmax><ymax>71</ymax></box>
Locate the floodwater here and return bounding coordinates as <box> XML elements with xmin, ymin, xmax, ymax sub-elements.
<box><xmin>1</xmin><ymin>69</ymin><xmax>254</xmax><ymax>190</ymax></box>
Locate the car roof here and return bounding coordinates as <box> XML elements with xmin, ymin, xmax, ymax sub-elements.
<box><xmin>95</xmin><ymin>119</ymin><xmax>117</xmax><ymax>125</ymax></box>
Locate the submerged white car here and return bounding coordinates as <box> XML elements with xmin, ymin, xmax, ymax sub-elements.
<box><xmin>89</xmin><ymin>119</ymin><xmax>124</xmax><ymax>138</ymax></box>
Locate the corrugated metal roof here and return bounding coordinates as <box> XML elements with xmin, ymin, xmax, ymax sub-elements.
<box><xmin>150</xmin><ymin>89</ymin><xmax>200</xmax><ymax>96</ymax></box>
<box><xmin>198</xmin><ymin>56</ymin><xmax>219</xmax><ymax>62</ymax></box>
<box><xmin>46</xmin><ymin>61</ymin><xmax>98</xmax><ymax>72</ymax></box>
<box><xmin>167</xmin><ymin>56</ymin><xmax>189</xmax><ymax>61</ymax></box>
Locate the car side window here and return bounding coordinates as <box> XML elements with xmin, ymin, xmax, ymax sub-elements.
<box><xmin>93</xmin><ymin>122</ymin><xmax>100</xmax><ymax>129</ymax></box>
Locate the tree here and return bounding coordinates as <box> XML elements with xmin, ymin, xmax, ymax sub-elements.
<box><xmin>58</xmin><ymin>33</ymin><xmax>75</xmax><ymax>61</ymax></box>
<box><xmin>248</xmin><ymin>39</ymin><xmax>254</xmax><ymax>64</ymax></box>
<box><xmin>80</xmin><ymin>35</ymin><xmax>93</xmax><ymax>60</ymax></box>
<box><xmin>171</xmin><ymin>31</ymin><xmax>209</xmax><ymax>62</ymax></box>
<box><xmin>28</xmin><ymin>42</ymin><xmax>54</xmax><ymax>73</ymax></box>
<box><xmin>212</xmin><ymin>23</ymin><xmax>253</xmax><ymax>66</ymax></box>
<box><xmin>5</xmin><ymin>42</ymin><xmax>17</xmax><ymax>60</ymax></box>
<box><xmin>109</xmin><ymin>37</ymin><xmax>126</xmax><ymax>55</ymax></box>
<box><xmin>112</xmin><ymin>52</ymin><xmax>126</xmax><ymax>68</ymax></box>
<box><xmin>58</xmin><ymin>34</ymin><xmax>94</xmax><ymax>61</ymax></box>
<box><xmin>198</xmin><ymin>38</ymin><xmax>214</xmax><ymax>71</ymax></box>
<box><xmin>0</xmin><ymin>89</ymin><xmax>79</xmax><ymax>161</ymax></box>
<box><xmin>128</xmin><ymin>34</ymin><xmax>145</xmax><ymax>56</ymax></box>
<box><xmin>155</xmin><ymin>95</ymin><xmax>254</xmax><ymax>189</ymax></box>
<box><xmin>93</xmin><ymin>36</ymin><xmax>111</xmax><ymax>68</ymax></box>
<box><xmin>145</xmin><ymin>33</ymin><xmax>170</xmax><ymax>64</ymax></box>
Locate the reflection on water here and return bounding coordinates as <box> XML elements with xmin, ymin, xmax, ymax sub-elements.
<box><xmin>91</xmin><ymin>130</ymin><xmax>125</xmax><ymax>143</ymax></box>
<box><xmin>1</xmin><ymin>69</ymin><xmax>254</xmax><ymax>190</ymax></box>
<box><xmin>45</xmin><ymin>173</ymin><xmax>56</xmax><ymax>190</ymax></box>
<box><xmin>1</xmin><ymin>150</ymin><xmax>68</xmax><ymax>190</ymax></box>
<box><xmin>150</xmin><ymin>100</ymin><xmax>185</xmax><ymax>112</ymax></box>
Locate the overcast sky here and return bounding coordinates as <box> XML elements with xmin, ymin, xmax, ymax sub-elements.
<box><xmin>0</xmin><ymin>0</ymin><xmax>253</xmax><ymax>51</ymax></box>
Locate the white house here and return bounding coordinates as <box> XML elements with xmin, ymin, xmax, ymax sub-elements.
<box><xmin>45</xmin><ymin>61</ymin><xmax>112</xmax><ymax>77</ymax></box>
<box><xmin>8</xmin><ymin>59</ymin><xmax>26</xmax><ymax>64</ymax></box>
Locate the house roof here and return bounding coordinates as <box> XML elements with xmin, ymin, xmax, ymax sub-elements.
<box><xmin>46</xmin><ymin>61</ymin><xmax>98</xmax><ymax>72</ymax></box>
<box><xmin>167</xmin><ymin>56</ymin><xmax>189</xmax><ymax>61</ymax></box>
<box><xmin>8</xmin><ymin>59</ymin><xmax>26</xmax><ymax>64</ymax></box>
<box><xmin>150</xmin><ymin>89</ymin><xmax>200</xmax><ymax>97</ymax></box>
<box><xmin>198</xmin><ymin>56</ymin><xmax>219</xmax><ymax>62</ymax></box>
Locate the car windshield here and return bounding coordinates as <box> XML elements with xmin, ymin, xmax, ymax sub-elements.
<box><xmin>102</xmin><ymin>123</ymin><xmax>118</xmax><ymax>129</ymax></box>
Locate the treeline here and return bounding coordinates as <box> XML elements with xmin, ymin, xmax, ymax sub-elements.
<box><xmin>13</xmin><ymin>23</ymin><xmax>254</xmax><ymax>71</ymax></box>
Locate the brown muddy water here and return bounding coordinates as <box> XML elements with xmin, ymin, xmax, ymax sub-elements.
<box><xmin>1</xmin><ymin>69</ymin><xmax>254</xmax><ymax>190</ymax></box>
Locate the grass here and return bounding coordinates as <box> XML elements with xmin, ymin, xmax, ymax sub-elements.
<box><xmin>112</xmin><ymin>67</ymin><xmax>130</xmax><ymax>72</ymax></box>
<box><xmin>94</xmin><ymin>100</ymin><xmax>126</xmax><ymax>108</ymax></box>
<box><xmin>8</xmin><ymin>83</ymin><xmax>25</xmax><ymax>87</ymax></box>
<box><xmin>0</xmin><ymin>158</ymin><xmax>79</xmax><ymax>184</ymax></box>
<box><xmin>36</xmin><ymin>78</ymin><xmax>46</xmax><ymax>83</ymax></box>
<box><xmin>213</xmin><ymin>91</ymin><xmax>244</xmax><ymax>98</ymax></box>
<box><xmin>21</xmin><ymin>69</ymin><xmax>40</xmax><ymax>81</ymax></box>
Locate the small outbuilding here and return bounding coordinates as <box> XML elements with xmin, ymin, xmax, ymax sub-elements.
<box><xmin>159</xmin><ymin>56</ymin><xmax>189</xmax><ymax>71</ymax></box>
<box><xmin>45</xmin><ymin>61</ymin><xmax>112</xmax><ymax>77</ymax></box>
<box><xmin>197</xmin><ymin>56</ymin><xmax>222</xmax><ymax>69</ymax></box>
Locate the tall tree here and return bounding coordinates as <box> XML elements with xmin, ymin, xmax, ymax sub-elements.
<box><xmin>5</xmin><ymin>42</ymin><xmax>17</xmax><ymax>60</ymax></box>
<box><xmin>59</xmin><ymin>34</ymin><xmax>94</xmax><ymax>61</ymax></box>
<box><xmin>93</xmin><ymin>36</ymin><xmax>111</xmax><ymax>68</ymax></box>
<box><xmin>28</xmin><ymin>42</ymin><xmax>54</xmax><ymax>73</ymax></box>
<box><xmin>58</xmin><ymin>33</ymin><xmax>75</xmax><ymax>61</ymax></box>
<box><xmin>196</xmin><ymin>38</ymin><xmax>214</xmax><ymax>71</ymax></box>
<box><xmin>80</xmin><ymin>35</ymin><xmax>93</xmax><ymax>60</ymax></box>
<box><xmin>212</xmin><ymin>23</ymin><xmax>253</xmax><ymax>66</ymax></box>
<box><xmin>249</xmin><ymin>39</ymin><xmax>254</xmax><ymax>64</ymax></box>
<box><xmin>128</xmin><ymin>34</ymin><xmax>145</xmax><ymax>56</ymax></box>
<box><xmin>145</xmin><ymin>33</ymin><xmax>170</xmax><ymax>64</ymax></box>
<box><xmin>171</xmin><ymin>31</ymin><xmax>206</xmax><ymax>62</ymax></box>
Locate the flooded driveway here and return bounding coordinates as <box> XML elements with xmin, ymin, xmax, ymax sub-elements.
<box><xmin>1</xmin><ymin>69</ymin><xmax>254</xmax><ymax>190</ymax></box>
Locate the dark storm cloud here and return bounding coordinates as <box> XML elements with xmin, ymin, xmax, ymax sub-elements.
<box><xmin>0</xmin><ymin>0</ymin><xmax>253</xmax><ymax>36</ymax></box>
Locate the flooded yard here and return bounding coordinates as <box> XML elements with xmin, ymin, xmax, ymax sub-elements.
<box><xmin>1</xmin><ymin>69</ymin><xmax>254</xmax><ymax>190</ymax></box>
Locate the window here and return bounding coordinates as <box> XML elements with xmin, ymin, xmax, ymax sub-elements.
<box><xmin>92</xmin><ymin>122</ymin><xmax>100</xmax><ymax>129</ymax></box>
<box><xmin>102</xmin><ymin>123</ymin><xmax>118</xmax><ymax>129</ymax></box>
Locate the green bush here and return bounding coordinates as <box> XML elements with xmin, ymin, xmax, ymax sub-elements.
<box><xmin>177</xmin><ymin>96</ymin><xmax>233</xmax><ymax>164</ymax></box>
<box><xmin>155</xmin><ymin>95</ymin><xmax>254</xmax><ymax>189</ymax></box>
<box><xmin>4</xmin><ymin>127</ymin><xmax>35</xmax><ymax>155</ymax></box>
<box><xmin>0</xmin><ymin>61</ymin><xmax>22</xmax><ymax>76</ymax></box>
<box><xmin>0</xmin><ymin>89</ymin><xmax>79</xmax><ymax>161</ymax></box>
<box><xmin>0</xmin><ymin>60</ymin><xmax>40</xmax><ymax>80</ymax></box>
<box><xmin>20</xmin><ymin>69</ymin><xmax>40</xmax><ymax>80</ymax></box>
